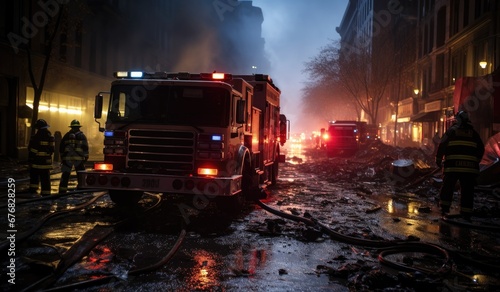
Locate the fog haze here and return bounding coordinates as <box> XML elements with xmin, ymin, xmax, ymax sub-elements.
<box><xmin>251</xmin><ymin>0</ymin><xmax>349</xmax><ymax>133</ymax></box>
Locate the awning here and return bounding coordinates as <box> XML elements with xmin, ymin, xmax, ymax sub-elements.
<box><xmin>410</xmin><ymin>111</ymin><xmax>440</xmax><ymax>122</ymax></box>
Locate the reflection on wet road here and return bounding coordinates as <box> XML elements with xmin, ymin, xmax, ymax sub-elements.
<box><xmin>2</xmin><ymin>143</ymin><xmax>499</xmax><ymax>291</ymax></box>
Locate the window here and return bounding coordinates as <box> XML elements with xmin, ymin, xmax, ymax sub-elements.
<box><xmin>436</xmin><ymin>8</ymin><xmax>446</xmax><ymax>47</ymax></box>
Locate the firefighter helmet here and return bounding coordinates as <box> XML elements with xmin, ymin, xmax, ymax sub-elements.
<box><xmin>455</xmin><ymin>111</ymin><xmax>469</xmax><ymax>124</ymax></box>
<box><xmin>35</xmin><ymin>119</ymin><xmax>49</xmax><ymax>129</ymax></box>
<box><xmin>69</xmin><ymin>119</ymin><xmax>82</xmax><ymax>127</ymax></box>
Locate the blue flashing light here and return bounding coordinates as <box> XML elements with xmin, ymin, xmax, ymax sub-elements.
<box><xmin>130</xmin><ymin>71</ymin><xmax>143</xmax><ymax>78</ymax></box>
<box><xmin>104</xmin><ymin>131</ymin><xmax>114</xmax><ymax>137</ymax></box>
<box><xmin>211</xmin><ymin>135</ymin><xmax>222</xmax><ymax>141</ymax></box>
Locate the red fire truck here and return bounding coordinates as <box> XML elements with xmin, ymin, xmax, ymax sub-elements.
<box><xmin>78</xmin><ymin>71</ymin><xmax>288</xmax><ymax>212</ymax></box>
<box><xmin>324</xmin><ymin>120</ymin><xmax>360</xmax><ymax>157</ymax></box>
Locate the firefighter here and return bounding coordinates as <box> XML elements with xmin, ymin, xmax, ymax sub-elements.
<box><xmin>436</xmin><ymin>111</ymin><xmax>484</xmax><ymax>220</ymax></box>
<box><xmin>59</xmin><ymin>120</ymin><xmax>89</xmax><ymax>193</ymax></box>
<box><xmin>28</xmin><ymin>119</ymin><xmax>55</xmax><ymax>196</ymax></box>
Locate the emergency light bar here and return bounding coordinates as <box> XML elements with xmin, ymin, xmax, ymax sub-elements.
<box><xmin>212</xmin><ymin>73</ymin><xmax>225</xmax><ymax>79</ymax></box>
<box><xmin>113</xmin><ymin>71</ymin><xmax>233</xmax><ymax>81</ymax></box>
<box><xmin>114</xmin><ymin>71</ymin><xmax>143</xmax><ymax>78</ymax></box>
<box><xmin>130</xmin><ymin>71</ymin><xmax>143</xmax><ymax>78</ymax></box>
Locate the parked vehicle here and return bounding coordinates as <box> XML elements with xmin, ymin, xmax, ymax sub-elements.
<box><xmin>325</xmin><ymin>121</ymin><xmax>360</xmax><ymax>157</ymax></box>
<box><xmin>77</xmin><ymin>71</ymin><xmax>288</xmax><ymax>212</ymax></box>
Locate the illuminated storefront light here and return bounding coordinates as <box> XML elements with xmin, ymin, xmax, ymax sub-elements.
<box><xmin>26</xmin><ymin>102</ymin><xmax>82</xmax><ymax>115</ymax></box>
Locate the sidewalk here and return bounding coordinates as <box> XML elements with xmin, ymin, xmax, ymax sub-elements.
<box><xmin>0</xmin><ymin>154</ymin><xmax>103</xmax><ymax>185</ymax></box>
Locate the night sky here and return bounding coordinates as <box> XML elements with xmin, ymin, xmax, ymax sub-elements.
<box><xmin>252</xmin><ymin>0</ymin><xmax>349</xmax><ymax>133</ymax></box>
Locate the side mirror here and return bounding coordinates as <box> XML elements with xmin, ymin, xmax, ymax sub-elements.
<box><xmin>94</xmin><ymin>94</ymin><xmax>103</xmax><ymax>119</ymax></box>
<box><xmin>279</xmin><ymin>114</ymin><xmax>288</xmax><ymax>145</ymax></box>
<box><xmin>236</xmin><ymin>100</ymin><xmax>246</xmax><ymax>124</ymax></box>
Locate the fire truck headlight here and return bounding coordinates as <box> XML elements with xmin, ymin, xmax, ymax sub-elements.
<box><xmin>94</xmin><ymin>162</ymin><xmax>113</xmax><ymax>171</ymax></box>
<box><xmin>198</xmin><ymin>168</ymin><xmax>218</xmax><ymax>176</ymax></box>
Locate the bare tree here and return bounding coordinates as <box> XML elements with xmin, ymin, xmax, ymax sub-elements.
<box><xmin>27</xmin><ymin>3</ymin><xmax>65</xmax><ymax>136</ymax></box>
<box><xmin>305</xmin><ymin>35</ymin><xmax>396</xmax><ymax>125</ymax></box>
<box><xmin>14</xmin><ymin>1</ymin><xmax>88</xmax><ymax>136</ymax></box>
<box><xmin>338</xmin><ymin>43</ymin><xmax>395</xmax><ymax>125</ymax></box>
<box><xmin>303</xmin><ymin>41</ymin><xmax>357</xmax><ymax>122</ymax></box>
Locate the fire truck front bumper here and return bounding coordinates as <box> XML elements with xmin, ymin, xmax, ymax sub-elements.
<box><xmin>77</xmin><ymin>171</ymin><xmax>242</xmax><ymax>197</ymax></box>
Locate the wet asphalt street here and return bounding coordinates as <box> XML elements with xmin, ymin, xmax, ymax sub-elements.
<box><xmin>1</xmin><ymin>143</ymin><xmax>500</xmax><ymax>291</ymax></box>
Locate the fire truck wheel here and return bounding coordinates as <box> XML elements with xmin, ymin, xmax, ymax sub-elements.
<box><xmin>241</xmin><ymin>161</ymin><xmax>253</xmax><ymax>198</ymax></box>
<box><xmin>271</xmin><ymin>161</ymin><xmax>279</xmax><ymax>185</ymax></box>
<box><xmin>109</xmin><ymin>190</ymin><xmax>143</xmax><ymax>207</ymax></box>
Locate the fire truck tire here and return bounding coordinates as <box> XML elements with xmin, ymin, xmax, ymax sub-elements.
<box><xmin>271</xmin><ymin>161</ymin><xmax>279</xmax><ymax>185</ymax></box>
<box><xmin>241</xmin><ymin>161</ymin><xmax>253</xmax><ymax>198</ymax></box>
<box><xmin>109</xmin><ymin>190</ymin><xmax>143</xmax><ymax>206</ymax></box>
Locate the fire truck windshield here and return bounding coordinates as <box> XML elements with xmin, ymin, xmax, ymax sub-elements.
<box><xmin>108</xmin><ymin>85</ymin><xmax>230</xmax><ymax>127</ymax></box>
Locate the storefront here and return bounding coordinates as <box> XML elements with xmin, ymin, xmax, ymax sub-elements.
<box><xmin>397</xmin><ymin>97</ymin><xmax>419</xmax><ymax>147</ymax></box>
<box><xmin>410</xmin><ymin>100</ymin><xmax>442</xmax><ymax>146</ymax></box>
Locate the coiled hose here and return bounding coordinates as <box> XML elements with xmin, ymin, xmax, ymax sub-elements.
<box><xmin>256</xmin><ymin>199</ymin><xmax>451</xmax><ymax>274</ymax></box>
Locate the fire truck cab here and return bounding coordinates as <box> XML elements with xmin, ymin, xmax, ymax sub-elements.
<box><xmin>78</xmin><ymin>71</ymin><xmax>287</xmax><ymax>212</ymax></box>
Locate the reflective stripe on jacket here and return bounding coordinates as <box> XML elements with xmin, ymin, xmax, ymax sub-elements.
<box><xmin>28</xmin><ymin>129</ymin><xmax>55</xmax><ymax>169</ymax></box>
<box><xmin>60</xmin><ymin>130</ymin><xmax>89</xmax><ymax>161</ymax></box>
<box><xmin>437</xmin><ymin>125</ymin><xmax>484</xmax><ymax>174</ymax></box>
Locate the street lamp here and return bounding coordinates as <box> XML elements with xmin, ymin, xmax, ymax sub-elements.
<box><xmin>479</xmin><ymin>61</ymin><xmax>487</xmax><ymax>69</ymax></box>
<box><xmin>413</xmin><ymin>88</ymin><xmax>419</xmax><ymax>95</ymax></box>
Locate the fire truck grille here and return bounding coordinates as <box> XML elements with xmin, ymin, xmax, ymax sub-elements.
<box><xmin>127</xmin><ymin>129</ymin><xmax>195</xmax><ymax>171</ymax></box>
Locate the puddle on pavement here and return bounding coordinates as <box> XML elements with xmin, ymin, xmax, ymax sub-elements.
<box><xmin>283</xmin><ymin>143</ymin><xmax>308</xmax><ymax>164</ymax></box>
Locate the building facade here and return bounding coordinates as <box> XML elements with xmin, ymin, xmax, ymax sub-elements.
<box><xmin>338</xmin><ymin>0</ymin><xmax>499</xmax><ymax>147</ymax></box>
<box><xmin>0</xmin><ymin>0</ymin><xmax>268</xmax><ymax>159</ymax></box>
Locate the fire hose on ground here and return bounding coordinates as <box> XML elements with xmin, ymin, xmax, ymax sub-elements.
<box><xmin>0</xmin><ymin>192</ymin><xmax>108</xmax><ymax>252</ymax></box>
<box><xmin>256</xmin><ymin>198</ymin><xmax>453</xmax><ymax>275</ymax></box>
<box><xmin>20</xmin><ymin>193</ymin><xmax>187</xmax><ymax>292</ymax></box>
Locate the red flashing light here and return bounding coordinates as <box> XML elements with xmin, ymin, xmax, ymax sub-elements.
<box><xmin>212</xmin><ymin>73</ymin><xmax>225</xmax><ymax>80</ymax></box>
